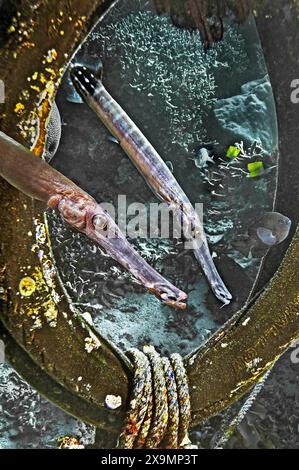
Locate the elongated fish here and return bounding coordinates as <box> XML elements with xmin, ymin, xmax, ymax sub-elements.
<box><xmin>0</xmin><ymin>131</ymin><xmax>187</xmax><ymax>310</ymax></box>
<box><xmin>70</xmin><ymin>65</ymin><xmax>232</xmax><ymax>304</ymax></box>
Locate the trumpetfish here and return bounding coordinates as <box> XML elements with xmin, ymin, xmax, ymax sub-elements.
<box><xmin>0</xmin><ymin>131</ymin><xmax>187</xmax><ymax>309</ymax></box>
<box><xmin>70</xmin><ymin>65</ymin><xmax>232</xmax><ymax>304</ymax></box>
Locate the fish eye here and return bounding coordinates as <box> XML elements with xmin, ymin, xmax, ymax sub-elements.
<box><xmin>93</xmin><ymin>214</ymin><xmax>108</xmax><ymax>231</ymax></box>
<box><xmin>190</xmin><ymin>224</ymin><xmax>201</xmax><ymax>238</ymax></box>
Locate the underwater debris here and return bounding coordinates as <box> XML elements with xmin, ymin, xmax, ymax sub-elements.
<box><xmin>226</xmin><ymin>145</ymin><xmax>241</xmax><ymax>159</ymax></box>
<box><xmin>255</xmin><ymin>212</ymin><xmax>292</xmax><ymax>245</ymax></box>
<box><xmin>205</xmin><ymin>140</ymin><xmax>275</xmax><ymax>192</ymax></box>
<box><xmin>194</xmin><ymin>148</ymin><xmax>215</xmax><ymax>168</ymax></box>
<box><xmin>191</xmin><ymin>140</ymin><xmax>277</xmax><ymax>274</ymax></box>
<box><xmin>214</xmin><ymin>76</ymin><xmax>278</xmax><ymax>156</ymax></box>
<box><xmin>247</xmin><ymin>161</ymin><xmax>264</xmax><ymax>177</ymax></box>
<box><xmin>194</xmin><ymin>141</ymin><xmax>256</xmax><ymax>194</ymax></box>
<box><xmin>104</xmin><ymin>394</ymin><xmax>122</xmax><ymax>410</ymax></box>
<box><xmin>57</xmin><ymin>436</ymin><xmax>84</xmax><ymax>449</ymax></box>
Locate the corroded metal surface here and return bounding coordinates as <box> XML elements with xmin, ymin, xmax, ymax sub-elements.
<box><xmin>0</xmin><ymin>0</ymin><xmax>114</xmax><ymax>149</ymax></box>
<box><xmin>0</xmin><ymin>0</ymin><xmax>130</xmax><ymax>432</ymax></box>
<box><xmin>187</xmin><ymin>226</ymin><xmax>299</xmax><ymax>425</ymax></box>
<box><xmin>0</xmin><ymin>0</ymin><xmax>298</xmax><ymax>436</ymax></box>
<box><xmin>186</xmin><ymin>0</ymin><xmax>299</xmax><ymax>425</ymax></box>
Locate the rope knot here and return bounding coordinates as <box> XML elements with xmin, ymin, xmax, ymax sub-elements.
<box><xmin>118</xmin><ymin>346</ymin><xmax>193</xmax><ymax>449</ymax></box>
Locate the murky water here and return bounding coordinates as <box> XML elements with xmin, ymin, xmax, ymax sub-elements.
<box><xmin>48</xmin><ymin>0</ymin><xmax>278</xmax><ymax>355</ymax></box>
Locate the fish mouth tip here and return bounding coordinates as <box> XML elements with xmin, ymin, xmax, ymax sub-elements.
<box><xmin>218</xmin><ymin>293</ymin><xmax>232</xmax><ymax>305</ymax></box>
<box><xmin>149</xmin><ymin>284</ymin><xmax>188</xmax><ymax>310</ymax></box>
<box><xmin>161</xmin><ymin>291</ymin><xmax>188</xmax><ymax>310</ymax></box>
<box><xmin>162</xmin><ymin>298</ymin><xmax>187</xmax><ymax>310</ymax></box>
<box><xmin>214</xmin><ymin>286</ymin><xmax>232</xmax><ymax>305</ymax></box>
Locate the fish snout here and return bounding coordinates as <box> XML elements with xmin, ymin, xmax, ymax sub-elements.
<box><xmin>214</xmin><ymin>286</ymin><xmax>232</xmax><ymax>305</ymax></box>
<box><xmin>148</xmin><ymin>283</ymin><xmax>187</xmax><ymax>310</ymax></box>
<box><xmin>85</xmin><ymin>210</ymin><xmax>188</xmax><ymax>310</ymax></box>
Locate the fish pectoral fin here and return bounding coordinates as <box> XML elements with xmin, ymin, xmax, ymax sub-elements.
<box><xmin>44</xmin><ymin>102</ymin><xmax>62</xmax><ymax>163</ymax></box>
<box><xmin>257</xmin><ymin>227</ymin><xmax>277</xmax><ymax>246</ymax></box>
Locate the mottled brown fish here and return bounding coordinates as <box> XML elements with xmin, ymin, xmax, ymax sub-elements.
<box><xmin>70</xmin><ymin>65</ymin><xmax>232</xmax><ymax>304</ymax></box>
<box><xmin>0</xmin><ymin>131</ymin><xmax>187</xmax><ymax>310</ymax></box>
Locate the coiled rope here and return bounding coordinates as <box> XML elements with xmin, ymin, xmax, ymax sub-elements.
<box><xmin>118</xmin><ymin>346</ymin><xmax>193</xmax><ymax>449</ymax></box>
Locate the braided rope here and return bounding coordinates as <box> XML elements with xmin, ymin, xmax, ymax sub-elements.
<box><xmin>118</xmin><ymin>349</ymin><xmax>151</xmax><ymax>449</ymax></box>
<box><xmin>213</xmin><ymin>368</ymin><xmax>272</xmax><ymax>449</ymax></box>
<box><xmin>118</xmin><ymin>346</ymin><xmax>192</xmax><ymax>449</ymax></box>
<box><xmin>135</xmin><ymin>352</ymin><xmax>154</xmax><ymax>449</ymax></box>
<box><xmin>170</xmin><ymin>353</ymin><xmax>191</xmax><ymax>447</ymax></box>
<box><xmin>162</xmin><ymin>357</ymin><xmax>180</xmax><ymax>448</ymax></box>
<box><xmin>143</xmin><ymin>346</ymin><xmax>169</xmax><ymax>449</ymax></box>
<box><xmin>135</xmin><ymin>363</ymin><xmax>154</xmax><ymax>449</ymax></box>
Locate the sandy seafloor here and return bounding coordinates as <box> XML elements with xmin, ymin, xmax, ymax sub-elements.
<box><xmin>1</xmin><ymin>0</ymin><xmax>298</xmax><ymax>449</ymax></box>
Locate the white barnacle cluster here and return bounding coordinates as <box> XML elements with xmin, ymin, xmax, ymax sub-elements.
<box><xmin>84</xmin><ymin>332</ymin><xmax>101</xmax><ymax>353</ymax></box>
<box><xmin>95</xmin><ymin>10</ymin><xmax>248</xmax><ymax>152</ymax></box>
<box><xmin>104</xmin><ymin>394</ymin><xmax>122</xmax><ymax>410</ymax></box>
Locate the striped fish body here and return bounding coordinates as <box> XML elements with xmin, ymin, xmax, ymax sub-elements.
<box><xmin>71</xmin><ymin>66</ymin><xmax>232</xmax><ymax>304</ymax></box>
<box><xmin>72</xmin><ymin>67</ymin><xmax>202</xmax><ymax>237</ymax></box>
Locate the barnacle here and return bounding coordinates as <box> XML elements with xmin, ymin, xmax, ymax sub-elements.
<box><xmin>19</xmin><ymin>276</ymin><xmax>36</xmax><ymax>297</ymax></box>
